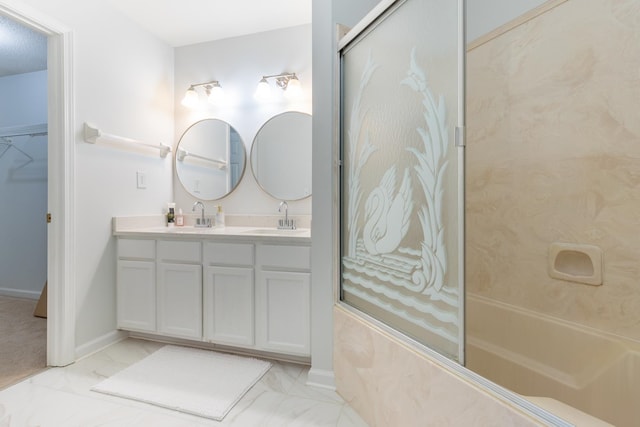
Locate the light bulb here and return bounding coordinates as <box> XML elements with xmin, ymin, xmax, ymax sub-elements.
<box><xmin>181</xmin><ymin>87</ymin><xmax>199</xmax><ymax>108</ymax></box>
<box><xmin>207</xmin><ymin>83</ymin><xmax>224</xmax><ymax>104</ymax></box>
<box><xmin>284</xmin><ymin>76</ymin><xmax>302</xmax><ymax>99</ymax></box>
<box><xmin>254</xmin><ymin>78</ymin><xmax>272</xmax><ymax>101</ymax></box>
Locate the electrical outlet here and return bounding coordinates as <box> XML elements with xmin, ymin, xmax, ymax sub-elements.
<box><xmin>136</xmin><ymin>171</ymin><xmax>147</xmax><ymax>189</ymax></box>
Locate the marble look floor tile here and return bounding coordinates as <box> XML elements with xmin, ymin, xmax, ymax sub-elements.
<box><xmin>29</xmin><ymin>338</ymin><xmax>164</xmax><ymax>397</ymax></box>
<box><xmin>0</xmin><ymin>384</ymin><xmax>215</xmax><ymax>427</ymax></box>
<box><xmin>261</xmin><ymin>395</ymin><xmax>344</xmax><ymax>427</ymax></box>
<box><xmin>337</xmin><ymin>405</ymin><xmax>371</xmax><ymax>427</ymax></box>
<box><xmin>0</xmin><ymin>338</ymin><xmax>369</xmax><ymax>427</ymax></box>
<box><xmin>289</xmin><ymin>374</ymin><xmax>345</xmax><ymax>405</ymax></box>
<box><xmin>259</xmin><ymin>361</ymin><xmax>344</xmax><ymax>405</ymax></box>
<box><xmin>259</xmin><ymin>360</ymin><xmax>305</xmax><ymax>394</ymax></box>
<box><xmin>218</xmin><ymin>387</ymin><xmax>290</xmax><ymax>426</ymax></box>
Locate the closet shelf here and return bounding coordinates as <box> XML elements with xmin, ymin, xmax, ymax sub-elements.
<box><xmin>83</xmin><ymin>123</ymin><xmax>171</xmax><ymax>158</ymax></box>
<box><xmin>0</xmin><ymin>123</ymin><xmax>48</xmax><ymax>138</ymax></box>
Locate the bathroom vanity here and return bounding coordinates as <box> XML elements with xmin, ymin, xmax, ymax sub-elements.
<box><xmin>114</xmin><ymin>218</ymin><xmax>311</xmax><ymax>359</ymax></box>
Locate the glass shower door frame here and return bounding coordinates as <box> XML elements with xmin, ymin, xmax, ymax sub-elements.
<box><xmin>334</xmin><ymin>1</ymin><xmax>574</xmax><ymax>425</ymax></box>
<box><xmin>337</xmin><ymin>0</ymin><xmax>465</xmax><ymax>363</ymax></box>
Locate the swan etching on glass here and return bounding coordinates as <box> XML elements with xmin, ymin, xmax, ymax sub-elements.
<box><xmin>363</xmin><ymin>166</ymin><xmax>414</xmax><ymax>255</ymax></box>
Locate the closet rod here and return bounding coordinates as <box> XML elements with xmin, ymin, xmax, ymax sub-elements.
<box><xmin>83</xmin><ymin>123</ymin><xmax>171</xmax><ymax>158</ymax></box>
<box><xmin>0</xmin><ymin>123</ymin><xmax>48</xmax><ymax>138</ymax></box>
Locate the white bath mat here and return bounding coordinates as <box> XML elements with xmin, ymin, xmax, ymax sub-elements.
<box><xmin>91</xmin><ymin>345</ymin><xmax>271</xmax><ymax>420</ymax></box>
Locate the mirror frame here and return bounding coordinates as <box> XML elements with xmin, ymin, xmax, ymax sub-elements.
<box><xmin>175</xmin><ymin>118</ymin><xmax>247</xmax><ymax>201</ymax></box>
<box><xmin>250</xmin><ymin>111</ymin><xmax>312</xmax><ymax>201</ymax></box>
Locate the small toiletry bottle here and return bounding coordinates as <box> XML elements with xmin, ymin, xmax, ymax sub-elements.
<box><xmin>167</xmin><ymin>202</ymin><xmax>175</xmax><ymax>227</ymax></box>
<box><xmin>216</xmin><ymin>205</ymin><xmax>225</xmax><ymax>227</ymax></box>
<box><xmin>176</xmin><ymin>208</ymin><xmax>184</xmax><ymax>227</ymax></box>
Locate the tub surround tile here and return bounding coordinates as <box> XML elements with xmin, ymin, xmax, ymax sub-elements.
<box><xmin>466</xmin><ymin>0</ymin><xmax>640</xmax><ymax>342</ymax></box>
<box><xmin>334</xmin><ymin>307</ymin><xmax>545</xmax><ymax>426</ymax></box>
<box><xmin>526</xmin><ymin>398</ymin><xmax>613</xmax><ymax>427</ymax></box>
<box><xmin>463</xmin><ymin>0</ymin><xmax>640</xmax><ymax>424</ymax></box>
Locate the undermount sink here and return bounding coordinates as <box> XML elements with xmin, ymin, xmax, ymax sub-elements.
<box><xmin>163</xmin><ymin>226</ymin><xmax>205</xmax><ymax>233</ymax></box>
<box><xmin>241</xmin><ymin>228</ymin><xmax>309</xmax><ymax>236</ymax></box>
<box><xmin>137</xmin><ymin>226</ymin><xmax>309</xmax><ymax>238</ymax></box>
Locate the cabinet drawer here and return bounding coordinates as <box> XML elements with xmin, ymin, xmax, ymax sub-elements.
<box><xmin>118</xmin><ymin>238</ymin><xmax>155</xmax><ymax>260</ymax></box>
<box><xmin>157</xmin><ymin>240</ymin><xmax>202</xmax><ymax>263</ymax></box>
<box><xmin>257</xmin><ymin>244</ymin><xmax>310</xmax><ymax>270</ymax></box>
<box><xmin>204</xmin><ymin>242</ymin><xmax>254</xmax><ymax>266</ymax></box>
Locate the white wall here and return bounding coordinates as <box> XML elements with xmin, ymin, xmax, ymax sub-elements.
<box><xmin>10</xmin><ymin>0</ymin><xmax>175</xmax><ymax>353</ymax></box>
<box><xmin>309</xmin><ymin>0</ymin><xmax>381</xmax><ymax>387</ymax></box>
<box><xmin>466</xmin><ymin>0</ymin><xmax>547</xmax><ymax>42</ymax></box>
<box><xmin>0</xmin><ymin>70</ymin><xmax>47</xmax><ymax>299</ymax></box>
<box><xmin>174</xmin><ymin>25</ymin><xmax>312</xmax><ymax>217</ymax></box>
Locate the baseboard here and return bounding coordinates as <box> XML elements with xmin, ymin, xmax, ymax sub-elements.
<box><xmin>0</xmin><ymin>287</ymin><xmax>41</xmax><ymax>300</ymax></box>
<box><xmin>129</xmin><ymin>331</ymin><xmax>311</xmax><ymax>365</ymax></box>
<box><xmin>75</xmin><ymin>329</ymin><xmax>129</xmax><ymax>360</ymax></box>
<box><xmin>306</xmin><ymin>368</ymin><xmax>336</xmax><ymax>390</ymax></box>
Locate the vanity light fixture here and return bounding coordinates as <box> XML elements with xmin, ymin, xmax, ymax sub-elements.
<box><xmin>254</xmin><ymin>72</ymin><xmax>302</xmax><ymax>101</ymax></box>
<box><xmin>181</xmin><ymin>80</ymin><xmax>224</xmax><ymax>108</ymax></box>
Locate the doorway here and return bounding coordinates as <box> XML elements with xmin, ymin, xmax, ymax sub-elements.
<box><xmin>0</xmin><ymin>2</ymin><xmax>75</xmax><ymax>369</ymax></box>
<box><xmin>0</xmin><ymin>14</ymin><xmax>48</xmax><ymax>389</ymax></box>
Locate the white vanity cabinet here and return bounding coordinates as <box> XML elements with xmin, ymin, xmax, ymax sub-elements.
<box><xmin>115</xmin><ymin>229</ymin><xmax>311</xmax><ymax>359</ymax></box>
<box><xmin>156</xmin><ymin>240</ymin><xmax>203</xmax><ymax>340</ymax></box>
<box><xmin>256</xmin><ymin>244</ymin><xmax>311</xmax><ymax>356</ymax></box>
<box><xmin>203</xmin><ymin>242</ymin><xmax>254</xmax><ymax>347</ymax></box>
<box><xmin>116</xmin><ymin>239</ymin><xmax>156</xmax><ymax>333</ymax></box>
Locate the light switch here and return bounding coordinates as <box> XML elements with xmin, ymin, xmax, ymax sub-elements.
<box><xmin>136</xmin><ymin>171</ymin><xmax>147</xmax><ymax>189</ymax></box>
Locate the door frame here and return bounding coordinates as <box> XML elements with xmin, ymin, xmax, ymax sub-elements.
<box><xmin>0</xmin><ymin>0</ymin><xmax>76</xmax><ymax>366</ymax></box>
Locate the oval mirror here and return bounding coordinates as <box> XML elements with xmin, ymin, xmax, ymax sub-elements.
<box><xmin>250</xmin><ymin>111</ymin><xmax>312</xmax><ymax>200</ymax></box>
<box><xmin>176</xmin><ymin>119</ymin><xmax>246</xmax><ymax>200</ymax></box>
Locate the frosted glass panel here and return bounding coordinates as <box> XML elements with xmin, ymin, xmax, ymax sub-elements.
<box><xmin>340</xmin><ymin>0</ymin><xmax>463</xmax><ymax>360</ymax></box>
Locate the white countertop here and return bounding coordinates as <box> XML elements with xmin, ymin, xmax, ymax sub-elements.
<box><xmin>113</xmin><ymin>215</ymin><xmax>311</xmax><ymax>243</ymax></box>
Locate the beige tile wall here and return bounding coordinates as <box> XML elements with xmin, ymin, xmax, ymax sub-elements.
<box><xmin>333</xmin><ymin>307</ymin><xmax>544</xmax><ymax>426</ymax></box>
<box><xmin>466</xmin><ymin>0</ymin><xmax>640</xmax><ymax>341</ymax></box>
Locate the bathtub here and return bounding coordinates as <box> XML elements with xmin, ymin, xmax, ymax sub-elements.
<box><xmin>466</xmin><ymin>294</ymin><xmax>640</xmax><ymax>427</ymax></box>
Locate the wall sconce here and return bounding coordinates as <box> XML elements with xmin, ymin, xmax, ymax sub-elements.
<box><xmin>254</xmin><ymin>72</ymin><xmax>302</xmax><ymax>101</ymax></box>
<box><xmin>181</xmin><ymin>80</ymin><xmax>224</xmax><ymax>108</ymax></box>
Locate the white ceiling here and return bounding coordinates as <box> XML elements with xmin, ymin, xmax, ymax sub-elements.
<box><xmin>0</xmin><ymin>0</ymin><xmax>311</xmax><ymax>77</ymax></box>
<box><xmin>108</xmin><ymin>0</ymin><xmax>312</xmax><ymax>47</ymax></box>
<box><xmin>0</xmin><ymin>15</ymin><xmax>47</xmax><ymax>77</ymax></box>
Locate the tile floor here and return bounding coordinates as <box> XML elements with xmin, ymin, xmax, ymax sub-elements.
<box><xmin>0</xmin><ymin>338</ymin><xmax>369</xmax><ymax>426</ymax></box>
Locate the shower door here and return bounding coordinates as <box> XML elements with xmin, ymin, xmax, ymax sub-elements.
<box><xmin>339</xmin><ymin>0</ymin><xmax>465</xmax><ymax>361</ymax></box>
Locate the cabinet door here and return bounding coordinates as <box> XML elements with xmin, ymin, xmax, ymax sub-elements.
<box><xmin>157</xmin><ymin>263</ymin><xmax>202</xmax><ymax>339</ymax></box>
<box><xmin>117</xmin><ymin>260</ymin><xmax>156</xmax><ymax>332</ymax></box>
<box><xmin>256</xmin><ymin>271</ymin><xmax>310</xmax><ymax>356</ymax></box>
<box><xmin>204</xmin><ymin>266</ymin><xmax>254</xmax><ymax>347</ymax></box>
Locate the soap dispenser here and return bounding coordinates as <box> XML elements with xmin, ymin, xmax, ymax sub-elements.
<box><xmin>175</xmin><ymin>208</ymin><xmax>184</xmax><ymax>227</ymax></box>
<box><xmin>216</xmin><ymin>205</ymin><xmax>225</xmax><ymax>227</ymax></box>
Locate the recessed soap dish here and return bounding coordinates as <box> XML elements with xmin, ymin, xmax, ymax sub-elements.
<box><xmin>548</xmin><ymin>242</ymin><xmax>603</xmax><ymax>286</ymax></box>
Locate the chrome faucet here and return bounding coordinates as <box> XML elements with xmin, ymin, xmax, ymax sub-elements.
<box><xmin>192</xmin><ymin>201</ymin><xmax>211</xmax><ymax>227</ymax></box>
<box><xmin>278</xmin><ymin>201</ymin><xmax>295</xmax><ymax>230</ymax></box>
